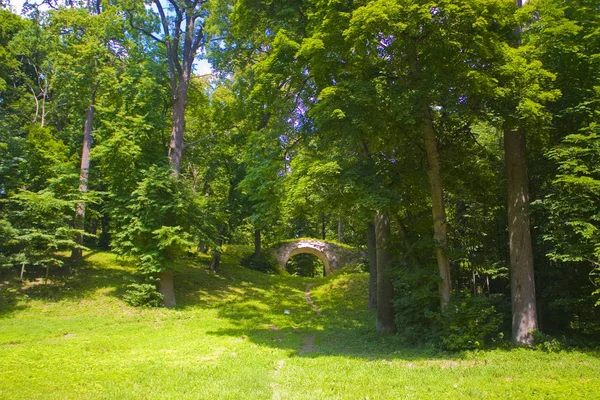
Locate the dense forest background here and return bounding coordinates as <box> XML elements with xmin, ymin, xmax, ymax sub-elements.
<box><xmin>0</xmin><ymin>0</ymin><xmax>599</xmax><ymax>349</ymax></box>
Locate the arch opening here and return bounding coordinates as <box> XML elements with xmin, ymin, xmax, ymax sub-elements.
<box><xmin>285</xmin><ymin>253</ymin><xmax>325</xmax><ymax>277</ymax></box>
<box><xmin>284</xmin><ymin>246</ymin><xmax>331</xmax><ymax>276</ymax></box>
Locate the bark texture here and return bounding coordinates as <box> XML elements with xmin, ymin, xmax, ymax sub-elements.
<box><xmin>71</xmin><ymin>91</ymin><xmax>95</xmax><ymax>262</ymax></box>
<box><xmin>505</xmin><ymin>127</ymin><xmax>538</xmax><ymax>344</ymax></box>
<box><xmin>422</xmin><ymin>107</ymin><xmax>452</xmax><ymax>310</ymax></box>
<box><xmin>367</xmin><ymin>221</ymin><xmax>377</xmax><ymax>310</ymax></box>
<box><xmin>254</xmin><ymin>229</ymin><xmax>261</xmax><ymax>259</ymax></box>
<box><xmin>168</xmin><ymin>78</ymin><xmax>189</xmax><ymax>176</ymax></box>
<box><xmin>375</xmin><ymin>211</ymin><xmax>397</xmax><ymax>333</ymax></box>
<box><xmin>159</xmin><ymin>271</ymin><xmax>176</xmax><ymax>308</ymax></box>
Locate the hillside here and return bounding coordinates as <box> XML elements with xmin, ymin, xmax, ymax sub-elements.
<box><xmin>1</xmin><ymin>249</ymin><xmax>599</xmax><ymax>399</ymax></box>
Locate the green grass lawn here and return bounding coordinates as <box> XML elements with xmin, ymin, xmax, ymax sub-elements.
<box><xmin>1</xmin><ymin>248</ymin><xmax>599</xmax><ymax>399</ymax></box>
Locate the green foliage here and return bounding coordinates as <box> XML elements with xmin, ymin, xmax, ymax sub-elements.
<box><xmin>111</xmin><ymin>166</ymin><xmax>202</xmax><ymax>276</ymax></box>
<box><xmin>394</xmin><ymin>263</ymin><xmax>508</xmax><ymax>351</ymax></box>
<box><xmin>1</xmin><ymin>189</ymin><xmax>82</xmax><ymax>271</ymax></box>
<box><xmin>0</xmin><ymin>219</ymin><xmax>17</xmax><ymax>267</ymax></box>
<box><xmin>241</xmin><ymin>253</ymin><xmax>280</xmax><ymax>274</ymax></box>
<box><xmin>440</xmin><ymin>292</ymin><xmax>507</xmax><ymax>351</ymax></box>
<box><xmin>544</xmin><ymin>129</ymin><xmax>600</xmax><ymax>258</ymax></box>
<box><xmin>123</xmin><ymin>282</ymin><xmax>164</xmax><ymax>308</ymax></box>
<box><xmin>531</xmin><ymin>330</ymin><xmax>564</xmax><ymax>353</ymax></box>
<box><xmin>393</xmin><ymin>263</ymin><xmax>442</xmax><ymax>345</ymax></box>
<box><xmin>285</xmin><ymin>253</ymin><xmax>324</xmax><ymax>277</ymax></box>
<box><xmin>3</xmin><ymin>0</ymin><xmax>600</xmax><ymax>349</ymax></box>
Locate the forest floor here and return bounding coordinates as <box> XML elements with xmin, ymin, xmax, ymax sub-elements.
<box><xmin>1</xmin><ymin>247</ymin><xmax>600</xmax><ymax>399</ymax></box>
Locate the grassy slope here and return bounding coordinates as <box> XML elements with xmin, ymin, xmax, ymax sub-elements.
<box><xmin>0</xmin><ymin>249</ymin><xmax>599</xmax><ymax>399</ymax></box>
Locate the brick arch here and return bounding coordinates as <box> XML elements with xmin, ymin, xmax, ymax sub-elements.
<box><xmin>285</xmin><ymin>244</ymin><xmax>331</xmax><ymax>275</ymax></box>
<box><xmin>269</xmin><ymin>239</ymin><xmax>362</xmax><ymax>275</ymax></box>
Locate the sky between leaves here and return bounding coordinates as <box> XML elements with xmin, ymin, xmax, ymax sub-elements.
<box><xmin>7</xmin><ymin>0</ymin><xmax>214</xmax><ymax>75</ymax></box>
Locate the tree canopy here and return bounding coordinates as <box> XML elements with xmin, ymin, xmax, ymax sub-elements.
<box><xmin>1</xmin><ymin>0</ymin><xmax>599</xmax><ymax>348</ymax></box>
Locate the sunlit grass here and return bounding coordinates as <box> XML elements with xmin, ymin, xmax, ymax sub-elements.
<box><xmin>1</xmin><ymin>248</ymin><xmax>599</xmax><ymax>399</ymax></box>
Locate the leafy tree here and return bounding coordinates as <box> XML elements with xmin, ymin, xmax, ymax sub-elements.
<box><xmin>111</xmin><ymin>166</ymin><xmax>203</xmax><ymax>303</ymax></box>
<box><xmin>3</xmin><ymin>190</ymin><xmax>82</xmax><ymax>278</ymax></box>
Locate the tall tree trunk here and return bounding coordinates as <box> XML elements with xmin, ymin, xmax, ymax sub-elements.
<box><xmin>254</xmin><ymin>229</ymin><xmax>261</xmax><ymax>259</ymax></box>
<box><xmin>71</xmin><ymin>90</ymin><xmax>96</xmax><ymax>263</ymax></box>
<box><xmin>376</xmin><ymin>211</ymin><xmax>396</xmax><ymax>333</ymax></box>
<box><xmin>503</xmin><ymin>0</ymin><xmax>538</xmax><ymax>346</ymax></box>
<box><xmin>422</xmin><ymin>106</ymin><xmax>451</xmax><ymax>310</ymax></box>
<box><xmin>337</xmin><ymin>216</ymin><xmax>344</xmax><ymax>243</ymax></box>
<box><xmin>138</xmin><ymin>1</ymin><xmax>204</xmax><ymax>308</ymax></box>
<box><xmin>159</xmin><ymin>70</ymin><xmax>190</xmax><ymax>307</ymax></box>
<box><xmin>168</xmin><ymin>78</ymin><xmax>189</xmax><ymax>177</ymax></box>
<box><xmin>505</xmin><ymin>127</ymin><xmax>538</xmax><ymax>344</ymax></box>
<box><xmin>367</xmin><ymin>220</ymin><xmax>377</xmax><ymax>310</ymax></box>
<box><xmin>321</xmin><ymin>213</ymin><xmax>326</xmax><ymax>240</ymax></box>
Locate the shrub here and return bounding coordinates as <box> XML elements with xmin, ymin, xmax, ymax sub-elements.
<box><xmin>123</xmin><ymin>283</ymin><xmax>164</xmax><ymax>307</ymax></box>
<box><xmin>440</xmin><ymin>291</ymin><xmax>506</xmax><ymax>351</ymax></box>
<box><xmin>241</xmin><ymin>253</ymin><xmax>280</xmax><ymax>274</ymax></box>
<box><xmin>393</xmin><ymin>264</ymin><xmax>442</xmax><ymax>345</ymax></box>
<box><xmin>394</xmin><ymin>264</ymin><xmax>509</xmax><ymax>351</ymax></box>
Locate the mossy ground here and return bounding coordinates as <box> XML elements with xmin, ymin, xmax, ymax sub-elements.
<box><xmin>1</xmin><ymin>247</ymin><xmax>599</xmax><ymax>399</ymax></box>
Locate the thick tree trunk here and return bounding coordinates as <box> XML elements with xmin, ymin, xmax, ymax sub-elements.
<box><xmin>337</xmin><ymin>217</ymin><xmax>344</xmax><ymax>243</ymax></box>
<box><xmin>159</xmin><ymin>270</ymin><xmax>176</xmax><ymax>307</ymax></box>
<box><xmin>367</xmin><ymin>221</ymin><xmax>377</xmax><ymax>310</ymax></box>
<box><xmin>422</xmin><ymin>107</ymin><xmax>451</xmax><ymax>310</ymax></box>
<box><xmin>168</xmin><ymin>79</ymin><xmax>189</xmax><ymax>177</ymax></box>
<box><xmin>375</xmin><ymin>211</ymin><xmax>397</xmax><ymax>333</ymax></box>
<box><xmin>197</xmin><ymin>240</ymin><xmax>206</xmax><ymax>254</ymax></box>
<box><xmin>71</xmin><ymin>90</ymin><xmax>95</xmax><ymax>263</ymax></box>
<box><xmin>159</xmin><ymin>73</ymin><xmax>190</xmax><ymax>306</ymax></box>
<box><xmin>254</xmin><ymin>229</ymin><xmax>261</xmax><ymax>259</ymax></box>
<box><xmin>504</xmin><ymin>127</ymin><xmax>538</xmax><ymax>345</ymax></box>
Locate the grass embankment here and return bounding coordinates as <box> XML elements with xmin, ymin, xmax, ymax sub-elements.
<box><xmin>1</xmin><ymin>248</ymin><xmax>599</xmax><ymax>399</ymax></box>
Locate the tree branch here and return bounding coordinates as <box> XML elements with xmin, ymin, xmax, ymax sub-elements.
<box><xmin>127</xmin><ymin>11</ymin><xmax>165</xmax><ymax>45</ymax></box>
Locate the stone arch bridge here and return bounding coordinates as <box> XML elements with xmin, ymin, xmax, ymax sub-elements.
<box><xmin>269</xmin><ymin>239</ymin><xmax>363</xmax><ymax>275</ymax></box>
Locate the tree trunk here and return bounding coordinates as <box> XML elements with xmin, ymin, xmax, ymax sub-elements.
<box><xmin>321</xmin><ymin>213</ymin><xmax>326</xmax><ymax>240</ymax></box>
<box><xmin>254</xmin><ymin>229</ymin><xmax>261</xmax><ymax>259</ymax></box>
<box><xmin>71</xmin><ymin>90</ymin><xmax>95</xmax><ymax>263</ymax></box>
<box><xmin>505</xmin><ymin>126</ymin><xmax>538</xmax><ymax>345</ymax></box>
<box><xmin>159</xmin><ymin>270</ymin><xmax>176</xmax><ymax>307</ymax></box>
<box><xmin>210</xmin><ymin>238</ymin><xmax>223</xmax><ymax>273</ymax></box>
<box><xmin>168</xmin><ymin>78</ymin><xmax>189</xmax><ymax>177</ymax></box>
<box><xmin>422</xmin><ymin>106</ymin><xmax>451</xmax><ymax>310</ymax></box>
<box><xmin>367</xmin><ymin>221</ymin><xmax>377</xmax><ymax>310</ymax></box>
<box><xmin>337</xmin><ymin>217</ymin><xmax>344</xmax><ymax>243</ymax></box>
<box><xmin>159</xmin><ymin>72</ymin><xmax>190</xmax><ymax>305</ymax></box>
<box><xmin>375</xmin><ymin>211</ymin><xmax>397</xmax><ymax>333</ymax></box>
<box><xmin>197</xmin><ymin>240</ymin><xmax>206</xmax><ymax>254</ymax></box>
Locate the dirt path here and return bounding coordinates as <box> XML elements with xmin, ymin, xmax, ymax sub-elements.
<box><xmin>304</xmin><ymin>283</ymin><xmax>321</xmax><ymax>315</ymax></box>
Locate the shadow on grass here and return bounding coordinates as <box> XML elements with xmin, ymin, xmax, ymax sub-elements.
<box><xmin>0</xmin><ymin>280</ymin><xmax>27</xmax><ymax>317</ymax></box>
<box><xmin>0</xmin><ymin>250</ymin><xmax>135</xmax><ymax>316</ymax></box>
<box><xmin>174</xmin><ymin>256</ymin><xmax>451</xmax><ymax>361</ymax></box>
